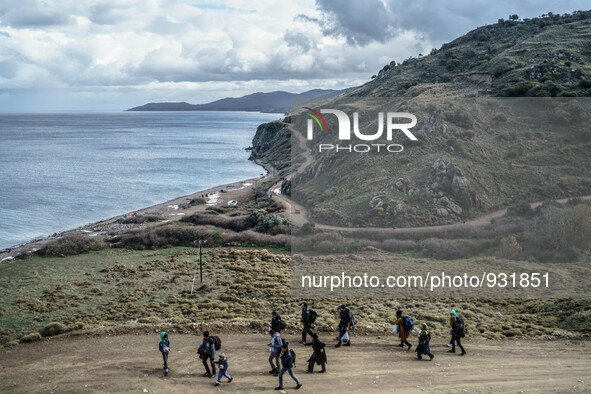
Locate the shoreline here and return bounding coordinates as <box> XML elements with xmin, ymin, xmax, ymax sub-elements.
<box><xmin>0</xmin><ymin>158</ymin><xmax>276</xmax><ymax>261</ymax></box>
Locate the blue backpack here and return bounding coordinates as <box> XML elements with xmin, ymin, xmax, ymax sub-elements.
<box><xmin>403</xmin><ymin>316</ymin><xmax>414</xmax><ymax>332</ymax></box>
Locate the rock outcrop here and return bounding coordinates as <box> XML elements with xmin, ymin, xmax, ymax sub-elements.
<box><xmin>428</xmin><ymin>158</ymin><xmax>473</xmax><ymax>217</ymax></box>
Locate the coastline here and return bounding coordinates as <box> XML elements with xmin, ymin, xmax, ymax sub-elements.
<box><xmin>0</xmin><ymin>158</ymin><xmax>276</xmax><ymax>261</ymax></box>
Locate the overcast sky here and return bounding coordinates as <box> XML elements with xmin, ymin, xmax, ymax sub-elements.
<box><xmin>0</xmin><ymin>0</ymin><xmax>588</xmax><ymax>111</ymax></box>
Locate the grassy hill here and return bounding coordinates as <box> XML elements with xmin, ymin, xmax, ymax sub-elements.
<box><xmin>252</xmin><ymin>12</ymin><xmax>591</xmax><ymax>228</ymax></box>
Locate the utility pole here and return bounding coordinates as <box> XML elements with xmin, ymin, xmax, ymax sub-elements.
<box><xmin>191</xmin><ymin>239</ymin><xmax>207</xmax><ymax>294</ymax></box>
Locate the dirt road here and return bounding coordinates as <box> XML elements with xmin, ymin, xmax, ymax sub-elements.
<box><xmin>1</xmin><ymin>333</ymin><xmax>589</xmax><ymax>393</ymax></box>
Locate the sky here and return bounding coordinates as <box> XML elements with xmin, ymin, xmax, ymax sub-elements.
<box><xmin>0</xmin><ymin>0</ymin><xmax>589</xmax><ymax>111</ymax></box>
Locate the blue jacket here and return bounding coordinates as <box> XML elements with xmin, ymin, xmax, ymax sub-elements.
<box><xmin>271</xmin><ymin>334</ymin><xmax>283</xmax><ymax>353</ymax></box>
<box><xmin>215</xmin><ymin>357</ymin><xmax>229</xmax><ymax>370</ymax></box>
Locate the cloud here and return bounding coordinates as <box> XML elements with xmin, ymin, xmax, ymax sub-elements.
<box><xmin>0</xmin><ymin>0</ymin><xmax>589</xmax><ymax>110</ymax></box>
<box><xmin>0</xmin><ymin>1</ymin><xmax>75</xmax><ymax>28</ymax></box>
<box><xmin>308</xmin><ymin>0</ymin><xmax>591</xmax><ymax>46</ymax></box>
<box><xmin>312</xmin><ymin>0</ymin><xmax>396</xmax><ymax>45</ymax></box>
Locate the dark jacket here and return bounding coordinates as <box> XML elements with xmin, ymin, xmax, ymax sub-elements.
<box><xmin>301</xmin><ymin>309</ymin><xmax>310</xmax><ymax>325</ymax></box>
<box><xmin>280</xmin><ymin>350</ymin><xmax>294</xmax><ymax>369</ymax></box>
<box><xmin>452</xmin><ymin>320</ymin><xmax>462</xmax><ymax>337</ymax></box>
<box><xmin>159</xmin><ymin>335</ymin><xmax>170</xmax><ymax>354</ymax></box>
<box><xmin>306</xmin><ymin>338</ymin><xmax>327</xmax><ymax>365</ymax></box>
<box><xmin>339</xmin><ymin>308</ymin><xmax>351</xmax><ymax>328</ymax></box>
<box><xmin>202</xmin><ymin>337</ymin><xmax>215</xmax><ymax>359</ymax></box>
<box><xmin>271</xmin><ymin>315</ymin><xmax>285</xmax><ymax>332</ymax></box>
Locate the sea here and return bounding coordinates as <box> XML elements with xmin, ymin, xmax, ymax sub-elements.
<box><xmin>0</xmin><ymin>111</ymin><xmax>279</xmax><ymax>250</ymax></box>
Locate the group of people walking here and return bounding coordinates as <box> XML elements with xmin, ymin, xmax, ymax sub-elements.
<box><xmin>157</xmin><ymin>305</ymin><xmax>467</xmax><ymax>388</ymax></box>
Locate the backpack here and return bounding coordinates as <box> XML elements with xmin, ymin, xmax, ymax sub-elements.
<box><xmin>402</xmin><ymin>316</ymin><xmax>414</xmax><ymax>332</ymax></box>
<box><xmin>308</xmin><ymin>309</ymin><xmax>317</xmax><ymax>324</ymax></box>
<box><xmin>456</xmin><ymin>316</ymin><xmax>466</xmax><ymax>338</ymax></box>
<box><xmin>279</xmin><ymin>319</ymin><xmax>287</xmax><ymax>331</ymax></box>
<box><xmin>289</xmin><ymin>349</ymin><xmax>297</xmax><ymax>367</ymax></box>
<box><xmin>211</xmin><ymin>335</ymin><xmax>222</xmax><ymax>351</ymax></box>
<box><xmin>348</xmin><ymin>310</ymin><xmax>356</xmax><ymax>330</ymax></box>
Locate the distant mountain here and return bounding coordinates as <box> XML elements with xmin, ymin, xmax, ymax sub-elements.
<box><xmin>126</xmin><ymin>89</ymin><xmax>348</xmax><ymax>113</ymax></box>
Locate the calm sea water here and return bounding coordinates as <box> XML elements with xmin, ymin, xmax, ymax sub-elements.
<box><xmin>0</xmin><ymin>111</ymin><xmax>279</xmax><ymax>250</ymax></box>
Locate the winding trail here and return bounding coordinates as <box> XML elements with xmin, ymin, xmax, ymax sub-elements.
<box><xmin>271</xmin><ymin>122</ymin><xmax>591</xmax><ymax>232</ymax></box>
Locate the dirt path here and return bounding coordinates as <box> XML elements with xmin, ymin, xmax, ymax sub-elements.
<box><xmin>275</xmin><ymin>122</ymin><xmax>591</xmax><ymax>232</ymax></box>
<box><xmin>0</xmin><ymin>333</ymin><xmax>589</xmax><ymax>393</ymax></box>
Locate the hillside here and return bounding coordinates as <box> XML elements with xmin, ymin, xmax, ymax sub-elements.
<box><xmin>251</xmin><ymin>12</ymin><xmax>591</xmax><ymax>228</ymax></box>
<box><xmin>127</xmin><ymin>89</ymin><xmax>346</xmax><ymax>113</ymax></box>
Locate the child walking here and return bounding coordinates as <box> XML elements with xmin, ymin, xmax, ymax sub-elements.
<box><xmin>158</xmin><ymin>331</ymin><xmax>170</xmax><ymax>375</ymax></box>
<box><xmin>415</xmin><ymin>323</ymin><xmax>434</xmax><ymax>361</ymax></box>
<box><xmin>214</xmin><ymin>353</ymin><xmax>233</xmax><ymax>386</ymax></box>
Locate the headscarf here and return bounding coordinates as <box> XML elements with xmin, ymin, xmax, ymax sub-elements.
<box><xmin>396</xmin><ymin>309</ymin><xmax>402</xmax><ymax>318</ymax></box>
<box><xmin>451</xmin><ymin>309</ymin><xmax>459</xmax><ymax>318</ymax></box>
<box><xmin>421</xmin><ymin>323</ymin><xmax>430</xmax><ymax>336</ymax></box>
<box><xmin>160</xmin><ymin>331</ymin><xmax>167</xmax><ymax>344</ymax></box>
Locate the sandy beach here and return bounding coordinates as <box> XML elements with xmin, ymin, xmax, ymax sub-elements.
<box><xmin>0</xmin><ymin>159</ymin><xmax>277</xmax><ymax>262</ymax></box>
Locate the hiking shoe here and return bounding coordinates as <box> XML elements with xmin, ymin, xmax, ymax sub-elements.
<box><xmin>398</xmin><ymin>343</ymin><xmax>404</xmax><ymax>347</ymax></box>
<box><xmin>407</xmin><ymin>344</ymin><xmax>412</xmax><ymax>351</ymax></box>
<box><xmin>295</xmin><ymin>383</ymin><xmax>302</xmax><ymax>390</ymax></box>
<box><xmin>319</xmin><ymin>370</ymin><xmax>326</xmax><ymax>373</ymax></box>
<box><xmin>415</xmin><ymin>357</ymin><xmax>422</xmax><ymax>360</ymax></box>
<box><xmin>429</xmin><ymin>355</ymin><xmax>435</xmax><ymax>361</ymax></box>
<box><xmin>214</xmin><ymin>382</ymin><xmax>220</xmax><ymax>386</ymax></box>
<box><xmin>269</xmin><ymin>369</ymin><xmax>277</xmax><ymax>374</ymax></box>
<box><xmin>202</xmin><ymin>373</ymin><xmax>211</xmax><ymax>377</ymax></box>
<box><xmin>299</xmin><ymin>340</ymin><xmax>305</xmax><ymax>344</ymax></box>
<box><xmin>306</xmin><ymin>370</ymin><xmax>313</xmax><ymax>373</ymax></box>
<box><xmin>228</xmin><ymin>377</ymin><xmax>233</xmax><ymax>383</ymax></box>
<box><xmin>447</xmin><ymin>344</ymin><xmax>452</xmax><ymax>347</ymax></box>
<box><xmin>335</xmin><ymin>343</ymin><xmax>341</xmax><ymax>348</ymax></box>
<box><xmin>460</xmin><ymin>352</ymin><xmax>466</xmax><ymax>356</ymax></box>
<box><xmin>344</xmin><ymin>342</ymin><xmax>351</xmax><ymax>347</ymax></box>
<box><xmin>448</xmin><ymin>350</ymin><xmax>455</xmax><ymax>353</ymax></box>
<box><xmin>274</xmin><ymin>387</ymin><xmax>284</xmax><ymax>390</ymax></box>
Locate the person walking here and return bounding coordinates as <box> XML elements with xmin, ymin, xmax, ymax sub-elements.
<box><xmin>270</xmin><ymin>311</ymin><xmax>286</xmax><ymax>334</ymax></box>
<box><xmin>275</xmin><ymin>343</ymin><xmax>302</xmax><ymax>390</ymax></box>
<box><xmin>415</xmin><ymin>323</ymin><xmax>434</xmax><ymax>361</ymax></box>
<box><xmin>158</xmin><ymin>331</ymin><xmax>170</xmax><ymax>375</ymax></box>
<box><xmin>200</xmin><ymin>331</ymin><xmax>216</xmax><ymax>377</ymax></box>
<box><xmin>268</xmin><ymin>330</ymin><xmax>283</xmax><ymax>375</ymax></box>
<box><xmin>300</xmin><ymin>303</ymin><xmax>315</xmax><ymax>344</ymax></box>
<box><xmin>448</xmin><ymin>310</ymin><xmax>456</xmax><ymax>347</ymax></box>
<box><xmin>449</xmin><ymin>310</ymin><xmax>467</xmax><ymax>355</ymax></box>
<box><xmin>214</xmin><ymin>353</ymin><xmax>233</xmax><ymax>386</ymax></box>
<box><xmin>395</xmin><ymin>309</ymin><xmax>412</xmax><ymax>351</ymax></box>
<box><xmin>305</xmin><ymin>333</ymin><xmax>327</xmax><ymax>373</ymax></box>
<box><xmin>335</xmin><ymin>304</ymin><xmax>351</xmax><ymax>348</ymax></box>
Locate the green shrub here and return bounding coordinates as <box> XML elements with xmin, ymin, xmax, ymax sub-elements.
<box><xmin>41</xmin><ymin>322</ymin><xmax>68</xmax><ymax>337</ymax></box>
<box><xmin>504</xmin><ymin>81</ymin><xmax>540</xmax><ymax>97</ymax></box>
<box><xmin>492</xmin><ymin>113</ymin><xmax>508</xmax><ymax>122</ymax></box>
<box><xmin>443</xmin><ymin>109</ymin><xmax>474</xmax><ymax>128</ymax></box>
<box><xmin>297</xmin><ymin>222</ymin><xmax>316</xmax><ymax>236</ymax></box>
<box><xmin>42</xmin><ymin>234</ymin><xmax>107</xmax><ymax>257</ymax></box>
<box><xmin>557</xmin><ymin>91</ymin><xmax>577</xmax><ymax>97</ymax></box>
<box><xmin>507</xmin><ymin>200</ymin><xmax>533</xmax><ymax>216</ymax></box>
<box><xmin>20</xmin><ymin>332</ymin><xmax>42</xmax><ymax>343</ymax></box>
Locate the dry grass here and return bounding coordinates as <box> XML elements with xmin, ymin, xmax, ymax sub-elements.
<box><xmin>1</xmin><ymin>247</ymin><xmax>589</xmax><ymax>346</ymax></box>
